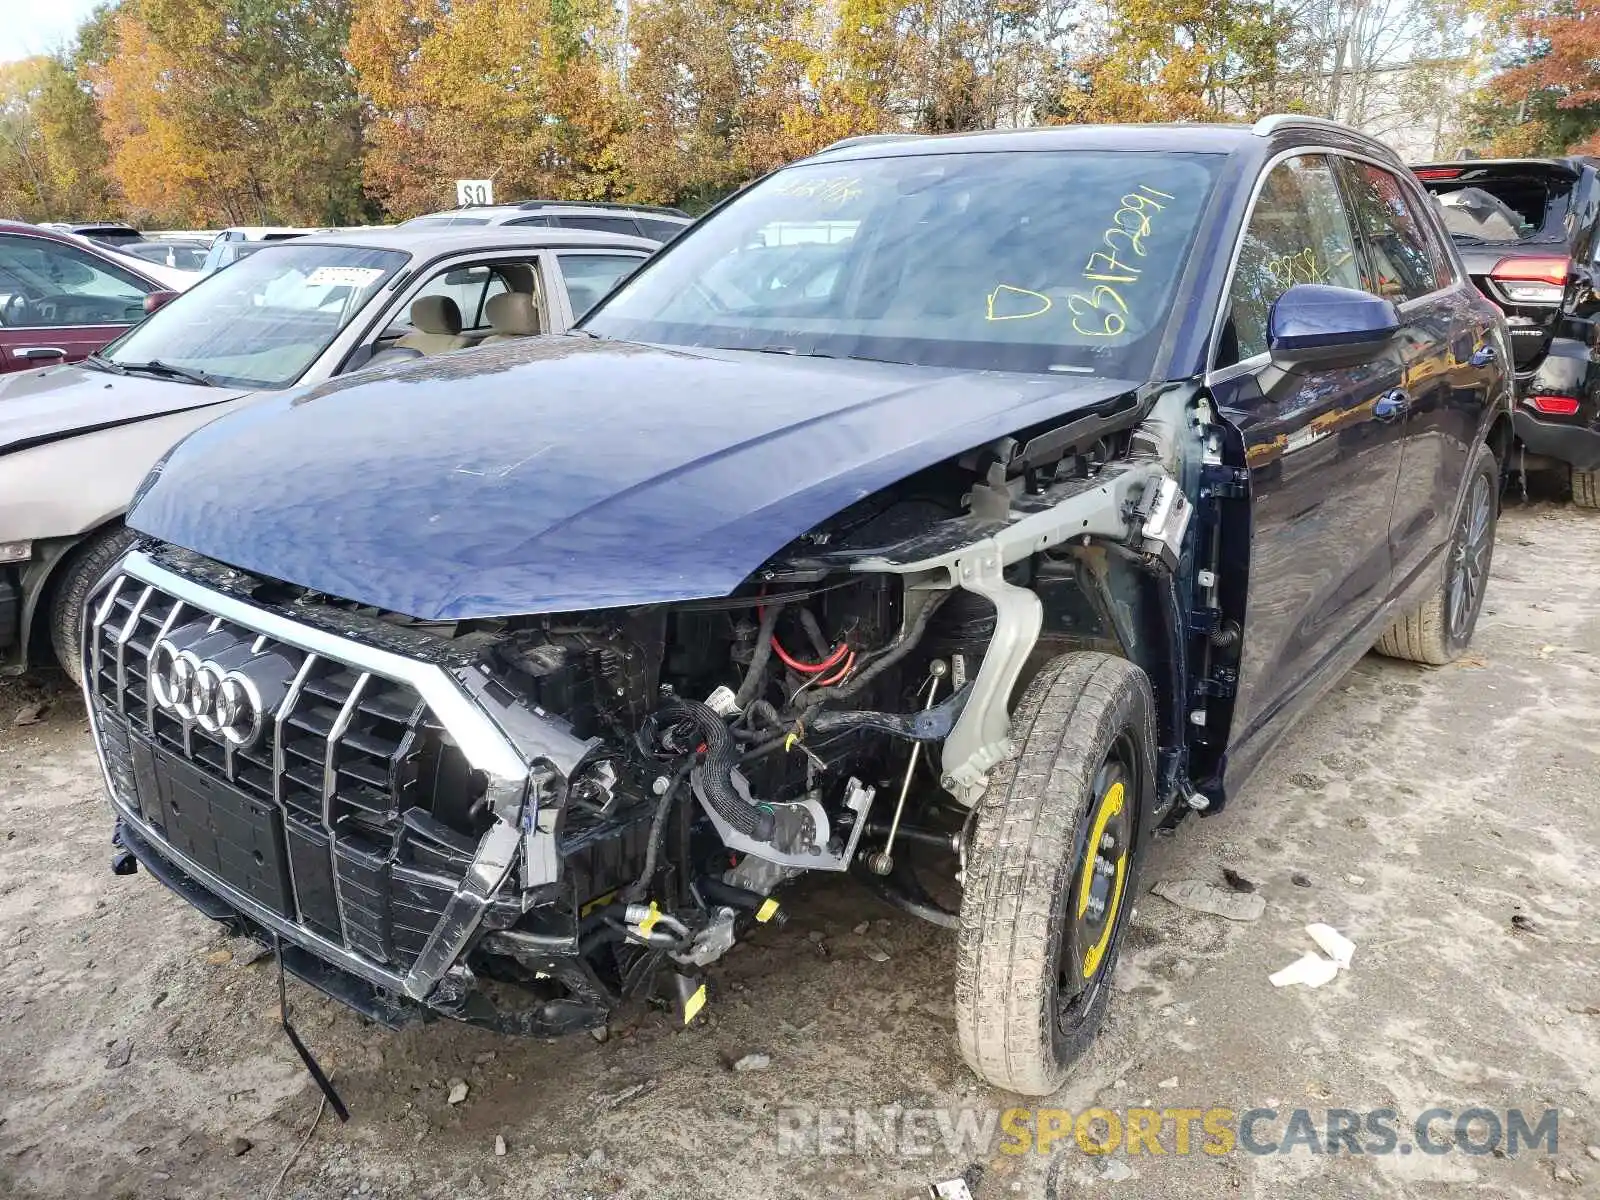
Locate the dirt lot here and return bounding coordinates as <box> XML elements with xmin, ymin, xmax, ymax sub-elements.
<box><xmin>2</xmin><ymin>501</ymin><xmax>1598</xmax><ymax>1200</ymax></box>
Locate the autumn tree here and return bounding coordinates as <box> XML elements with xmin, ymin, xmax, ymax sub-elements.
<box><xmin>34</xmin><ymin>54</ymin><xmax>120</xmax><ymax>219</ymax></box>
<box><xmin>350</xmin><ymin>0</ymin><xmax>627</xmax><ymax>217</ymax></box>
<box><xmin>0</xmin><ymin>60</ymin><xmax>58</xmax><ymax>219</ymax></box>
<box><xmin>0</xmin><ymin>51</ymin><xmax>119</xmax><ymax>222</ymax></box>
<box><xmin>1049</xmin><ymin>0</ymin><xmax>1294</xmax><ymax>123</ymax></box>
<box><xmin>1484</xmin><ymin>0</ymin><xmax>1600</xmax><ymax>154</ymax></box>
<box><xmin>613</xmin><ymin>0</ymin><xmax>801</xmax><ymax>207</ymax></box>
<box><xmin>0</xmin><ymin>0</ymin><xmax>1510</xmax><ymax>226</ymax></box>
<box><xmin>92</xmin><ymin>0</ymin><xmax>368</xmax><ymax>226</ymax></box>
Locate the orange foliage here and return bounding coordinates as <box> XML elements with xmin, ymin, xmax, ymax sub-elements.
<box><xmin>351</xmin><ymin>0</ymin><xmax>626</xmax><ymax>217</ymax></box>
<box><xmin>1489</xmin><ymin>0</ymin><xmax>1600</xmax><ymax>154</ymax></box>
<box><xmin>90</xmin><ymin>0</ymin><xmax>367</xmax><ymax>226</ymax></box>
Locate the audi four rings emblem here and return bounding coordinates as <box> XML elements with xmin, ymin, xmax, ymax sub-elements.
<box><xmin>149</xmin><ymin>625</ymin><xmax>300</xmax><ymax>749</ymax></box>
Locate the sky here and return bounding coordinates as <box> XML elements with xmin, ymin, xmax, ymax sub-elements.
<box><xmin>0</xmin><ymin>0</ymin><xmax>103</xmax><ymax>63</ymax></box>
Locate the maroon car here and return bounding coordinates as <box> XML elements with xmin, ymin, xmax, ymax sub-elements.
<box><xmin>0</xmin><ymin>222</ymin><xmax>167</xmax><ymax>373</ymax></box>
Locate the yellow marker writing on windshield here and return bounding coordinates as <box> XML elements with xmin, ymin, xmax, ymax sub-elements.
<box><xmin>1067</xmin><ymin>183</ymin><xmax>1172</xmax><ymax>337</ymax></box>
<box><xmin>986</xmin><ymin>284</ymin><xmax>1053</xmax><ymax>321</ymax></box>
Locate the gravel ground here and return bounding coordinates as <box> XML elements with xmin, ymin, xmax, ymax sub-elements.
<box><xmin>2</xmin><ymin>501</ymin><xmax>1598</xmax><ymax>1200</ymax></box>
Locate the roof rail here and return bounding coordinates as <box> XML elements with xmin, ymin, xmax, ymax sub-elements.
<box><xmin>514</xmin><ymin>199</ymin><xmax>690</xmax><ymax>218</ymax></box>
<box><xmin>1251</xmin><ymin>113</ymin><xmax>1355</xmax><ymax>138</ymax></box>
<box><xmin>816</xmin><ymin>133</ymin><xmax>923</xmax><ymax>154</ymax></box>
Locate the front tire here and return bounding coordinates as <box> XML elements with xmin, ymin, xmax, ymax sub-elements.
<box><xmin>955</xmin><ymin>652</ymin><xmax>1155</xmax><ymax>1096</ymax></box>
<box><xmin>49</xmin><ymin>526</ymin><xmax>138</xmax><ymax>684</ymax></box>
<box><xmin>1374</xmin><ymin>442</ymin><xmax>1497</xmax><ymax>666</ymax></box>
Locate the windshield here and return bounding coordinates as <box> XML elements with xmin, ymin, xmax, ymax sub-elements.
<box><xmin>104</xmin><ymin>243</ymin><xmax>407</xmax><ymax>387</ymax></box>
<box><xmin>583</xmin><ymin>150</ymin><xmax>1222</xmax><ymax>376</ymax></box>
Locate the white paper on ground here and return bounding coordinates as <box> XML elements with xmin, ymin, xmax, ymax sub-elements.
<box><xmin>1305</xmin><ymin>922</ymin><xmax>1355</xmax><ymax>969</ymax></box>
<box><xmin>1269</xmin><ymin>952</ymin><xmax>1340</xmax><ymax>989</ymax></box>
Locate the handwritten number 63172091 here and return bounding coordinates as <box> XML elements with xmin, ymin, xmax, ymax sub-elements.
<box><xmin>1068</xmin><ymin>185</ymin><xmax>1174</xmax><ymax>337</ymax></box>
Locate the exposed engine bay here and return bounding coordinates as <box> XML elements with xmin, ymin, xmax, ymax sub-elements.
<box><xmin>91</xmin><ymin>386</ymin><xmax>1244</xmax><ymax>1040</ymax></box>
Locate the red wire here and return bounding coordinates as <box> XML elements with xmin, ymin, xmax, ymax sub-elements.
<box><xmin>771</xmin><ymin>637</ymin><xmax>848</xmax><ymax>674</ymax></box>
<box><xmin>815</xmin><ymin>649</ymin><xmax>855</xmax><ymax>687</ymax></box>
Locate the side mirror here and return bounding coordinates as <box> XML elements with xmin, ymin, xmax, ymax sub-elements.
<box><xmin>1267</xmin><ymin>284</ymin><xmax>1399</xmax><ymax>371</ymax></box>
<box><xmin>143</xmin><ymin>290</ymin><xmax>179</xmax><ymax>315</ymax></box>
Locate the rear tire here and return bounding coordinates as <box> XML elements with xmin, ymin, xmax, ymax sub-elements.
<box><xmin>1573</xmin><ymin>467</ymin><xmax>1600</xmax><ymax>510</ymax></box>
<box><xmin>49</xmin><ymin>526</ymin><xmax>138</xmax><ymax>684</ymax></box>
<box><xmin>955</xmin><ymin>652</ymin><xmax>1155</xmax><ymax>1096</ymax></box>
<box><xmin>1374</xmin><ymin>442</ymin><xmax>1497</xmax><ymax>666</ymax></box>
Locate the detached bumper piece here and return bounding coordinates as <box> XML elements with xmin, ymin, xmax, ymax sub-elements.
<box><xmin>117</xmin><ymin>817</ymin><xmax>424</xmax><ymax>1030</ymax></box>
<box><xmin>1514</xmin><ymin>409</ymin><xmax>1600</xmax><ymax>473</ymax></box>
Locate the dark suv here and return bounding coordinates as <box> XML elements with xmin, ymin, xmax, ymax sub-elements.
<box><xmin>89</xmin><ymin>116</ymin><xmax>1510</xmax><ymax>1097</ymax></box>
<box><xmin>1414</xmin><ymin>157</ymin><xmax>1600</xmax><ymax>503</ymax></box>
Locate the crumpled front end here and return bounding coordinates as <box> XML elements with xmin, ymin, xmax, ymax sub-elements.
<box><xmin>83</xmin><ymin>547</ymin><xmax>598</xmax><ymax>1033</ymax></box>
<box><xmin>84</xmin><ymin>386</ymin><xmax>1206</xmax><ymax>1040</ymax></box>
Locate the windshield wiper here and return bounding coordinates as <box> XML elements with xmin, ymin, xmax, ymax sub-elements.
<box><xmin>743</xmin><ymin>346</ymin><xmax>907</xmax><ymax>365</ymax></box>
<box><xmin>1449</xmin><ymin>233</ymin><xmax>1490</xmax><ymax>245</ymax></box>
<box><xmin>747</xmin><ymin>346</ymin><xmax>851</xmax><ymax>359</ymax></box>
<box><xmin>82</xmin><ymin>353</ymin><xmax>129</xmax><ymax>375</ymax></box>
<box><xmin>118</xmin><ymin>359</ymin><xmax>217</xmax><ymax>387</ymax></box>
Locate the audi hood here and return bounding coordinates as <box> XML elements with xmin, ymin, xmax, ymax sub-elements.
<box><xmin>127</xmin><ymin>337</ymin><xmax>1142</xmax><ymax>620</ymax></box>
<box><xmin>0</xmin><ymin>363</ymin><xmax>248</xmax><ymax>457</ymax></box>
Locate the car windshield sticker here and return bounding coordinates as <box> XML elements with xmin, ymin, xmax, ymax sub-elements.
<box><xmin>304</xmin><ymin>266</ymin><xmax>387</xmax><ymax>288</ymax></box>
<box><xmin>770</xmin><ymin>174</ymin><xmax>864</xmax><ymax>205</ymax></box>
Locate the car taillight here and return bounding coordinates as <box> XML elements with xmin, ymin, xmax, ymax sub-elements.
<box><xmin>1491</xmin><ymin>256</ymin><xmax>1569</xmax><ymax>304</ymax></box>
<box><xmin>1413</xmin><ymin>167</ymin><xmax>1464</xmax><ymax>180</ymax></box>
<box><xmin>1527</xmin><ymin>395</ymin><xmax>1581</xmax><ymax>416</ymax></box>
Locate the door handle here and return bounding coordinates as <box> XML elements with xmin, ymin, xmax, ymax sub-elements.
<box><xmin>15</xmin><ymin>346</ymin><xmax>67</xmax><ymax>361</ymax></box>
<box><xmin>1468</xmin><ymin>344</ymin><xmax>1497</xmax><ymax>368</ymax></box>
<box><xmin>1375</xmin><ymin>389</ymin><xmax>1410</xmax><ymax>421</ymax></box>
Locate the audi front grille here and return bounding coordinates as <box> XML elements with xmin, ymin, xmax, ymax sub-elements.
<box><xmin>83</xmin><ymin>550</ymin><xmax>531</xmax><ymax>1004</ymax></box>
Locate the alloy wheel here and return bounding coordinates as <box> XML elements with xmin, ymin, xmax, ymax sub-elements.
<box><xmin>1449</xmin><ymin>473</ymin><xmax>1493</xmax><ymax>641</ymax></box>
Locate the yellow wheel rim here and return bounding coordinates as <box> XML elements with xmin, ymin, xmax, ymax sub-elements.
<box><xmin>1076</xmin><ymin>779</ymin><xmax>1129</xmax><ymax>980</ymax></box>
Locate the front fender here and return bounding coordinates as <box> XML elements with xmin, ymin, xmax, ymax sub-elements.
<box><xmin>1</xmin><ymin>401</ymin><xmax>245</xmax><ymax>671</ymax></box>
<box><xmin>3</xmin><ymin>403</ymin><xmax>244</xmax><ymax>543</ymax></box>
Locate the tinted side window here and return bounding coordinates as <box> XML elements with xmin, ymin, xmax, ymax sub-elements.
<box><xmin>558</xmin><ymin>252</ymin><xmax>645</xmax><ymax>318</ymax></box>
<box><xmin>0</xmin><ymin>234</ymin><xmax>152</xmax><ymax>328</ymax></box>
<box><xmin>637</xmin><ymin>218</ymin><xmax>686</xmax><ymax>241</ymax></box>
<box><xmin>1340</xmin><ymin>161</ymin><xmax>1448</xmax><ymax>299</ymax></box>
<box><xmin>1222</xmin><ymin>155</ymin><xmax>1363</xmax><ymax>363</ymax></box>
<box><xmin>507</xmin><ymin>215</ymin><xmax>551</xmax><ymax>227</ymax></box>
<box><xmin>556</xmin><ymin>215</ymin><xmax>642</xmax><ymax>236</ymax></box>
